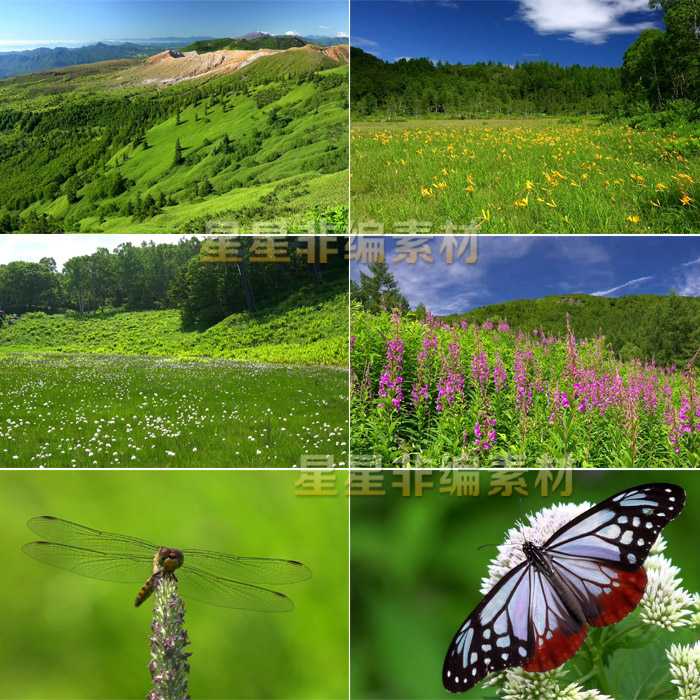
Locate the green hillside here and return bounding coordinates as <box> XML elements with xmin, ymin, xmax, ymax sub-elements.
<box><xmin>443</xmin><ymin>293</ymin><xmax>700</xmax><ymax>366</ymax></box>
<box><xmin>0</xmin><ymin>289</ymin><xmax>348</xmax><ymax>366</ymax></box>
<box><xmin>0</xmin><ymin>47</ymin><xmax>348</xmax><ymax>233</ymax></box>
<box><xmin>182</xmin><ymin>36</ymin><xmax>307</xmax><ymax>52</ymax></box>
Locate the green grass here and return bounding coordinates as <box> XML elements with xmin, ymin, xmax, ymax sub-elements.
<box><xmin>0</xmin><ymin>353</ymin><xmax>348</xmax><ymax>468</ymax></box>
<box><xmin>350</xmin><ymin>118</ymin><xmax>700</xmax><ymax>233</ymax></box>
<box><xmin>0</xmin><ymin>292</ymin><xmax>348</xmax><ymax>366</ymax></box>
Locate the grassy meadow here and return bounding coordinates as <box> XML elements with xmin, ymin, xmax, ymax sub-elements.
<box><xmin>350</xmin><ymin>118</ymin><xmax>700</xmax><ymax>233</ymax></box>
<box><xmin>0</xmin><ymin>294</ymin><xmax>348</xmax><ymax>366</ymax></box>
<box><xmin>0</xmin><ymin>287</ymin><xmax>349</xmax><ymax>468</ymax></box>
<box><xmin>0</xmin><ymin>353</ymin><xmax>347</xmax><ymax>468</ymax></box>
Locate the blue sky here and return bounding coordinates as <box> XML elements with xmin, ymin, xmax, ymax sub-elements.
<box><xmin>351</xmin><ymin>236</ymin><xmax>700</xmax><ymax>315</ymax></box>
<box><xmin>0</xmin><ymin>1</ymin><xmax>348</xmax><ymax>51</ymax></box>
<box><xmin>351</xmin><ymin>0</ymin><xmax>664</xmax><ymax>67</ymax></box>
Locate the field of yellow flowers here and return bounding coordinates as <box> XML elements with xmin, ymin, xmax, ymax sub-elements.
<box><xmin>351</xmin><ymin>118</ymin><xmax>700</xmax><ymax>233</ymax></box>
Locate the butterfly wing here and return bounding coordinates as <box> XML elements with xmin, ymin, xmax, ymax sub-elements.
<box><xmin>443</xmin><ymin>560</ymin><xmax>534</xmax><ymax>693</ymax></box>
<box><xmin>543</xmin><ymin>483</ymin><xmax>685</xmax><ymax>627</ymax></box>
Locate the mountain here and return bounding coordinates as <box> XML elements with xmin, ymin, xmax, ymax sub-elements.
<box><xmin>0</xmin><ymin>42</ymin><xmax>180</xmax><ymax>79</ymax></box>
<box><xmin>0</xmin><ymin>43</ymin><xmax>349</xmax><ymax>234</ymax></box>
<box><xmin>236</xmin><ymin>32</ymin><xmax>272</xmax><ymax>40</ymax></box>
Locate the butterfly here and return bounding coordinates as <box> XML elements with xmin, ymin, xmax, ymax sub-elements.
<box><xmin>443</xmin><ymin>483</ymin><xmax>686</xmax><ymax>693</ymax></box>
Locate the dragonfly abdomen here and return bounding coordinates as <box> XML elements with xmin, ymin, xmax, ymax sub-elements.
<box><xmin>134</xmin><ymin>575</ymin><xmax>156</xmax><ymax>607</ymax></box>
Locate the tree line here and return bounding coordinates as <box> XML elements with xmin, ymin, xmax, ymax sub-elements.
<box><xmin>351</xmin><ymin>261</ymin><xmax>700</xmax><ymax>367</ymax></box>
<box><xmin>352</xmin><ymin>0</ymin><xmax>700</xmax><ymax>120</ymax></box>
<box><xmin>0</xmin><ymin>236</ymin><xmax>349</xmax><ymax>330</ymax></box>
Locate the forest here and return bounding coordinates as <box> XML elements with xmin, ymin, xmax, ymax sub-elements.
<box><xmin>0</xmin><ymin>236</ymin><xmax>349</xmax><ymax>330</ymax></box>
<box><xmin>351</xmin><ymin>0</ymin><xmax>700</xmax><ymax>121</ymax></box>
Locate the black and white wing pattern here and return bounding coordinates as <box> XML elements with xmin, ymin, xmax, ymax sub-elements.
<box><xmin>443</xmin><ymin>483</ymin><xmax>686</xmax><ymax>693</ymax></box>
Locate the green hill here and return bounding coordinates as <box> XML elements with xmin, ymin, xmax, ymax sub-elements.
<box><xmin>182</xmin><ymin>36</ymin><xmax>308</xmax><ymax>52</ymax></box>
<box><xmin>443</xmin><ymin>293</ymin><xmax>700</xmax><ymax>366</ymax></box>
<box><xmin>0</xmin><ymin>289</ymin><xmax>348</xmax><ymax>366</ymax></box>
<box><xmin>0</xmin><ymin>46</ymin><xmax>348</xmax><ymax>233</ymax></box>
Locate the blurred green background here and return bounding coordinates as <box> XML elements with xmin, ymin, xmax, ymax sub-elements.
<box><xmin>350</xmin><ymin>470</ymin><xmax>700</xmax><ymax>700</ymax></box>
<box><xmin>0</xmin><ymin>470</ymin><xmax>348</xmax><ymax>699</ymax></box>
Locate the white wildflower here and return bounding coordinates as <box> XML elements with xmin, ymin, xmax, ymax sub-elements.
<box><xmin>667</xmin><ymin>641</ymin><xmax>700</xmax><ymax>700</ymax></box>
<box><xmin>641</xmin><ymin>553</ymin><xmax>696</xmax><ymax>630</ymax></box>
<box><xmin>488</xmin><ymin>667</ymin><xmax>613</xmax><ymax>700</ymax></box>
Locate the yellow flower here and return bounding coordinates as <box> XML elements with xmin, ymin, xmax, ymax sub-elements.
<box><xmin>545</xmin><ymin>200</ymin><xmax>557</xmax><ymax>208</ymax></box>
<box><xmin>626</xmin><ymin>216</ymin><xmax>640</xmax><ymax>223</ymax></box>
<box><xmin>524</xmin><ymin>180</ymin><xmax>534</xmax><ymax>191</ymax></box>
<box><xmin>420</xmin><ymin>187</ymin><xmax>432</xmax><ymax>197</ymax></box>
<box><xmin>514</xmin><ymin>194</ymin><xmax>529</xmax><ymax>208</ymax></box>
<box><xmin>570</xmin><ymin>180</ymin><xmax>580</xmax><ymax>187</ymax></box>
<box><xmin>650</xmin><ymin>199</ymin><xmax>660</xmax><ymax>207</ymax></box>
<box><xmin>681</xmin><ymin>194</ymin><xmax>694</xmax><ymax>206</ymax></box>
<box><xmin>442</xmin><ymin>168</ymin><xmax>448</xmax><ymax>176</ymax></box>
<box><xmin>656</xmin><ymin>183</ymin><xmax>668</xmax><ymax>191</ymax></box>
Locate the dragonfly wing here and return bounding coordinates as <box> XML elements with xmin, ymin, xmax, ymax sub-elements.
<box><xmin>26</xmin><ymin>516</ymin><xmax>156</xmax><ymax>555</ymax></box>
<box><xmin>23</xmin><ymin>542</ymin><xmax>151</xmax><ymax>583</ymax></box>
<box><xmin>177</xmin><ymin>566</ymin><xmax>295</xmax><ymax>612</ymax></box>
<box><xmin>182</xmin><ymin>549</ymin><xmax>312</xmax><ymax>585</ymax></box>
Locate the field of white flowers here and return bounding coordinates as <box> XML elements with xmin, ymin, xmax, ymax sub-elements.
<box><xmin>1</xmin><ymin>353</ymin><xmax>348</xmax><ymax>468</ymax></box>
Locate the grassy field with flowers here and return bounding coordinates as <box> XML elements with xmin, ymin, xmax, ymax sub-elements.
<box><xmin>350</xmin><ymin>119</ymin><xmax>700</xmax><ymax>233</ymax></box>
<box><xmin>0</xmin><ymin>354</ymin><xmax>348</xmax><ymax>468</ymax></box>
<box><xmin>350</xmin><ymin>304</ymin><xmax>700</xmax><ymax>468</ymax></box>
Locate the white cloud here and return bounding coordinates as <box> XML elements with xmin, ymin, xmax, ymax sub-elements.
<box><xmin>0</xmin><ymin>235</ymin><xmax>187</xmax><ymax>272</ymax></box>
<box><xmin>591</xmin><ymin>275</ymin><xmax>653</xmax><ymax>296</ymax></box>
<box><xmin>518</xmin><ymin>0</ymin><xmax>657</xmax><ymax>44</ymax></box>
<box><xmin>676</xmin><ymin>269</ymin><xmax>700</xmax><ymax>296</ymax></box>
<box><xmin>395</xmin><ymin>56</ymin><xmax>414</xmax><ymax>61</ymax></box>
<box><xmin>318</xmin><ymin>25</ymin><xmax>331</xmax><ymax>31</ymax></box>
<box><xmin>350</xmin><ymin>35</ymin><xmax>377</xmax><ymax>48</ymax></box>
<box><xmin>336</xmin><ymin>31</ymin><xmax>349</xmax><ymax>38</ymax></box>
<box><xmin>681</xmin><ymin>256</ymin><xmax>700</xmax><ymax>267</ymax></box>
<box><xmin>285</xmin><ymin>30</ymin><xmax>300</xmax><ymax>36</ymax></box>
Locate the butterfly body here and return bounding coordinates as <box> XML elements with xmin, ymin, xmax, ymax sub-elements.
<box><xmin>443</xmin><ymin>483</ymin><xmax>685</xmax><ymax>694</ymax></box>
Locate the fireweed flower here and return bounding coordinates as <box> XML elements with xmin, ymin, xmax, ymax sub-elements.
<box><xmin>667</xmin><ymin>641</ymin><xmax>700</xmax><ymax>700</ymax></box>
<box><xmin>479</xmin><ymin>501</ymin><xmax>698</xmax><ymax>699</ymax></box>
<box><xmin>412</xmin><ymin>333</ymin><xmax>438</xmax><ymax>408</ymax></box>
<box><xmin>437</xmin><ymin>340</ymin><xmax>464</xmax><ymax>411</ymax></box>
<box><xmin>147</xmin><ymin>575</ymin><xmax>192</xmax><ymax>700</ymax></box>
<box><xmin>378</xmin><ymin>312</ymin><xmax>405</xmax><ymax>411</ymax></box>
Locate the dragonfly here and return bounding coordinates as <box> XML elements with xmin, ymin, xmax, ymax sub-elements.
<box><xmin>23</xmin><ymin>516</ymin><xmax>311</xmax><ymax>612</ymax></box>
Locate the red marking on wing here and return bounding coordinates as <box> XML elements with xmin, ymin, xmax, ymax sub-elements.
<box><xmin>588</xmin><ymin>566</ymin><xmax>647</xmax><ymax>627</ymax></box>
<box><xmin>522</xmin><ymin>623</ymin><xmax>589</xmax><ymax>673</ymax></box>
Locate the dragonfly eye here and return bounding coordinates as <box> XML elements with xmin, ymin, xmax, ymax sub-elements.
<box><xmin>157</xmin><ymin>547</ymin><xmax>184</xmax><ymax>571</ymax></box>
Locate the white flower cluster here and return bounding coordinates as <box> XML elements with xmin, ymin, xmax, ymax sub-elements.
<box><xmin>485</xmin><ymin>667</ymin><xmax>612</xmax><ymax>700</ymax></box>
<box><xmin>667</xmin><ymin>641</ymin><xmax>700</xmax><ymax>700</ymax></box>
<box><xmin>640</xmin><ymin>537</ymin><xmax>697</xmax><ymax>631</ymax></box>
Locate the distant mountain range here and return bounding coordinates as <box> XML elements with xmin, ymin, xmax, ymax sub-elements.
<box><xmin>0</xmin><ymin>34</ymin><xmax>348</xmax><ymax>79</ymax></box>
<box><xmin>0</xmin><ymin>42</ymin><xmax>173</xmax><ymax>79</ymax></box>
